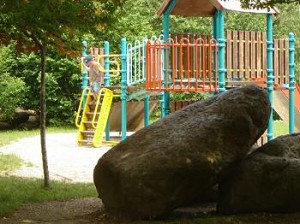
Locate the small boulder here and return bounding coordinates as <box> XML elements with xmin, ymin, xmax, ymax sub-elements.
<box><xmin>218</xmin><ymin>133</ymin><xmax>300</xmax><ymax>214</ymax></box>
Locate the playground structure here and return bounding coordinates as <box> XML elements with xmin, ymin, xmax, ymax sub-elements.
<box><xmin>76</xmin><ymin>0</ymin><xmax>297</xmax><ymax>148</ymax></box>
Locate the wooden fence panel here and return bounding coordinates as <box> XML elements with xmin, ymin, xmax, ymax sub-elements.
<box><xmin>274</xmin><ymin>38</ymin><xmax>289</xmax><ymax>85</ymax></box>
<box><xmin>226</xmin><ymin>30</ymin><xmax>270</xmax><ymax>82</ymax></box>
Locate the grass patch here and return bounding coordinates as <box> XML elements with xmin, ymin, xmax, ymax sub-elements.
<box><xmin>0</xmin><ymin>126</ymin><xmax>76</xmax><ymax>147</ymax></box>
<box><xmin>0</xmin><ymin>154</ymin><xmax>24</xmax><ymax>172</ymax></box>
<box><xmin>273</xmin><ymin>120</ymin><xmax>289</xmax><ymax>137</ymax></box>
<box><xmin>0</xmin><ymin>176</ymin><xmax>96</xmax><ymax>217</ymax></box>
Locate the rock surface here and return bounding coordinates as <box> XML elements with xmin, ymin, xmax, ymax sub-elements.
<box><xmin>218</xmin><ymin>133</ymin><xmax>300</xmax><ymax>214</ymax></box>
<box><xmin>94</xmin><ymin>85</ymin><xmax>271</xmax><ymax>219</ymax></box>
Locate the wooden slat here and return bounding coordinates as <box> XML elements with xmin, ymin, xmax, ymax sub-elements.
<box><xmin>232</xmin><ymin>30</ymin><xmax>238</xmax><ymax>79</ymax></box>
<box><xmin>274</xmin><ymin>39</ymin><xmax>279</xmax><ymax>85</ymax></box>
<box><xmin>262</xmin><ymin>33</ymin><xmax>267</xmax><ymax>80</ymax></box>
<box><xmin>244</xmin><ymin>31</ymin><xmax>250</xmax><ymax>78</ymax></box>
<box><xmin>238</xmin><ymin>31</ymin><xmax>244</xmax><ymax>78</ymax></box>
<box><xmin>226</xmin><ymin>30</ymin><xmax>232</xmax><ymax>79</ymax></box>
<box><xmin>284</xmin><ymin>39</ymin><xmax>289</xmax><ymax>85</ymax></box>
<box><xmin>250</xmin><ymin>31</ymin><xmax>256</xmax><ymax>79</ymax></box>
<box><xmin>279</xmin><ymin>40</ymin><xmax>284</xmax><ymax>85</ymax></box>
<box><xmin>279</xmin><ymin>39</ymin><xmax>284</xmax><ymax>85</ymax></box>
<box><xmin>256</xmin><ymin>32</ymin><xmax>262</xmax><ymax>78</ymax></box>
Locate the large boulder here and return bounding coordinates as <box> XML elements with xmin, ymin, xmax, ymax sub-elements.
<box><xmin>94</xmin><ymin>85</ymin><xmax>271</xmax><ymax>219</ymax></box>
<box><xmin>218</xmin><ymin>133</ymin><xmax>300</xmax><ymax>214</ymax></box>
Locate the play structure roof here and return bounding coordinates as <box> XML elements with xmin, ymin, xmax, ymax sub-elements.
<box><xmin>157</xmin><ymin>0</ymin><xmax>279</xmax><ymax>17</ymax></box>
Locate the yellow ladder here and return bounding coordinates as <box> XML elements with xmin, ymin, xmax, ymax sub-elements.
<box><xmin>75</xmin><ymin>87</ymin><xmax>115</xmax><ymax>147</ymax></box>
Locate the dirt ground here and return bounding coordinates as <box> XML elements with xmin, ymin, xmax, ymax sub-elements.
<box><xmin>0</xmin><ymin>197</ymin><xmax>217</xmax><ymax>224</ymax></box>
<box><xmin>1</xmin><ymin>198</ymin><xmax>104</xmax><ymax>224</ymax></box>
<box><xmin>3</xmin><ymin>198</ymin><xmax>300</xmax><ymax>224</ymax></box>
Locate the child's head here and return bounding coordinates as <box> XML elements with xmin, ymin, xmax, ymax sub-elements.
<box><xmin>83</xmin><ymin>55</ymin><xmax>94</xmax><ymax>67</ymax></box>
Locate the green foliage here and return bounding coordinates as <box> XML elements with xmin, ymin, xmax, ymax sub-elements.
<box><xmin>273</xmin><ymin>3</ymin><xmax>300</xmax><ymax>83</ymax></box>
<box><xmin>0</xmin><ymin>0</ymin><xmax>122</xmax><ymax>50</ymax></box>
<box><xmin>170</xmin><ymin>92</ymin><xmax>209</xmax><ymax>101</ymax></box>
<box><xmin>0</xmin><ymin>74</ymin><xmax>27</xmax><ymax>121</ymax></box>
<box><xmin>0</xmin><ymin>43</ymin><xmax>81</xmax><ymax>126</ymax></box>
<box><xmin>0</xmin><ymin>43</ymin><xmax>27</xmax><ymax>121</ymax></box>
<box><xmin>239</xmin><ymin>0</ymin><xmax>299</xmax><ymax>9</ymax></box>
<box><xmin>44</xmin><ymin>56</ymin><xmax>81</xmax><ymax>126</ymax></box>
<box><xmin>101</xmin><ymin>0</ymin><xmax>162</xmax><ymax>50</ymax></box>
<box><xmin>170</xmin><ymin>16</ymin><xmax>212</xmax><ymax>35</ymax></box>
<box><xmin>226</xmin><ymin>12</ymin><xmax>265</xmax><ymax>31</ymax></box>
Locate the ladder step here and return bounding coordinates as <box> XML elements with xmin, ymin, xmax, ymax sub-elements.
<box><xmin>78</xmin><ymin>139</ymin><xmax>93</xmax><ymax>144</ymax></box>
<box><xmin>80</xmin><ymin>131</ymin><xmax>95</xmax><ymax>138</ymax></box>
<box><xmin>81</xmin><ymin>130</ymin><xmax>95</xmax><ymax>134</ymax></box>
<box><xmin>83</xmin><ymin>121</ymin><xmax>98</xmax><ymax>126</ymax></box>
<box><xmin>86</xmin><ymin>112</ymin><xmax>100</xmax><ymax>116</ymax></box>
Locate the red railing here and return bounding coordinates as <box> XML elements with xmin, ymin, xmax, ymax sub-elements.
<box><xmin>146</xmin><ymin>37</ymin><xmax>218</xmax><ymax>92</ymax></box>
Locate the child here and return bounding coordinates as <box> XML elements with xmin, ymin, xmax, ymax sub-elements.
<box><xmin>83</xmin><ymin>55</ymin><xmax>104</xmax><ymax>105</ymax></box>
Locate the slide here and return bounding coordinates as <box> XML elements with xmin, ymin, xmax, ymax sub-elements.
<box><xmin>273</xmin><ymin>84</ymin><xmax>300</xmax><ymax>132</ymax></box>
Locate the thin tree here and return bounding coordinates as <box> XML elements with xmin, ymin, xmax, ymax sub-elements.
<box><xmin>0</xmin><ymin>0</ymin><xmax>121</xmax><ymax>188</ymax></box>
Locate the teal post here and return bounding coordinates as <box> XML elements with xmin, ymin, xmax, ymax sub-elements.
<box><xmin>121</xmin><ymin>38</ymin><xmax>127</xmax><ymax>140</ymax></box>
<box><xmin>162</xmin><ymin>13</ymin><xmax>170</xmax><ymax>117</ymax></box>
<box><xmin>216</xmin><ymin>10</ymin><xmax>226</xmax><ymax>93</ymax></box>
<box><xmin>104</xmin><ymin>41</ymin><xmax>111</xmax><ymax>141</ymax></box>
<box><xmin>267</xmin><ymin>14</ymin><xmax>274</xmax><ymax>141</ymax></box>
<box><xmin>81</xmin><ymin>41</ymin><xmax>89</xmax><ymax>107</ymax></box>
<box><xmin>160</xmin><ymin>93</ymin><xmax>165</xmax><ymax>118</ymax></box>
<box><xmin>104</xmin><ymin>41</ymin><xmax>110</xmax><ymax>87</ymax></box>
<box><xmin>143</xmin><ymin>38</ymin><xmax>150</xmax><ymax>126</ymax></box>
<box><xmin>160</xmin><ymin>0</ymin><xmax>176</xmax><ymax>117</ymax></box>
<box><xmin>82</xmin><ymin>41</ymin><xmax>88</xmax><ymax>90</ymax></box>
<box><xmin>144</xmin><ymin>95</ymin><xmax>150</xmax><ymax>127</ymax></box>
<box><xmin>289</xmin><ymin>32</ymin><xmax>295</xmax><ymax>133</ymax></box>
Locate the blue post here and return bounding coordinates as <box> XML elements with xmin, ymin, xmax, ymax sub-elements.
<box><xmin>162</xmin><ymin>13</ymin><xmax>170</xmax><ymax>117</ymax></box>
<box><xmin>289</xmin><ymin>32</ymin><xmax>295</xmax><ymax>134</ymax></box>
<box><xmin>160</xmin><ymin>0</ymin><xmax>176</xmax><ymax>117</ymax></box>
<box><xmin>144</xmin><ymin>95</ymin><xmax>150</xmax><ymax>127</ymax></box>
<box><xmin>104</xmin><ymin>41</ymin><xmax>110</xmax><ymax>87</ymax></box>
<box><xmin>267</xmin><ymin>14</ymin><xmax>274</xmax><ymax>141</ymax></box>
<box><xmin>216</xmin><ymin>10</ymin><xmax>226</xmax><ymax>93</ymax></box>
<box><xmin>104</xmin><ymin>41</ymin><xmax>111</xmax><ymax>141</ymax></box>
<box><xmin>121</xmin><ymin>38</ymin><xmax>127</xmax><ymax>140</ymax></box>
<box><xmin>142</xmin><ymin>38</ymin><xmax>150</xmax><ymax>126</ymax></box>
<box><xmin>82</xmin><ymin>41</ymin><xmax>89</xmax><ymax>90</ymax></box>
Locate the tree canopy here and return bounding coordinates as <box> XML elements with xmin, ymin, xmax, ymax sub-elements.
<box><xmin>240</xmin><ymin>0</ymin><xmax>299</xmax><ymax>8</ymax></box>
<box><xmin>0</xmin><ymin>0</ymin><xmax>122</xmax><ymax>53</ymax></box>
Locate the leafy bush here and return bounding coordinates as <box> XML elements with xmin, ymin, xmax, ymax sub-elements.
<box><xmin>0</xmin><ymin>74</ymin><xmax>27</xmax><ymax>121</ymax></box>
<box><xmin>0</xmin><ymin>43</ymin><xmax>82</xmax><ymax>126</ymax></box>
<box><xmin>170</xmin><ymin>92</ymin><xmax>209</xmax><ymax>101</ymax></box>
<box><xmin>0</xmin><ymin>43</ymin><xmax>28</xmax><ymax>121</ymax></box>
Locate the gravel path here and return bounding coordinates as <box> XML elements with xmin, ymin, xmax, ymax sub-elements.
<box><xmin>0</xmin><ymin>133</ymin><xmax>113</xmax><ymax>183</ymax></box>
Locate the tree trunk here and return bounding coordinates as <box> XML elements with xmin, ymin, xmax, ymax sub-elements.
<box><xmin>40</xmin><ymin>45</ymin><xmax>50</xmax><ymax>188</ymax></box>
